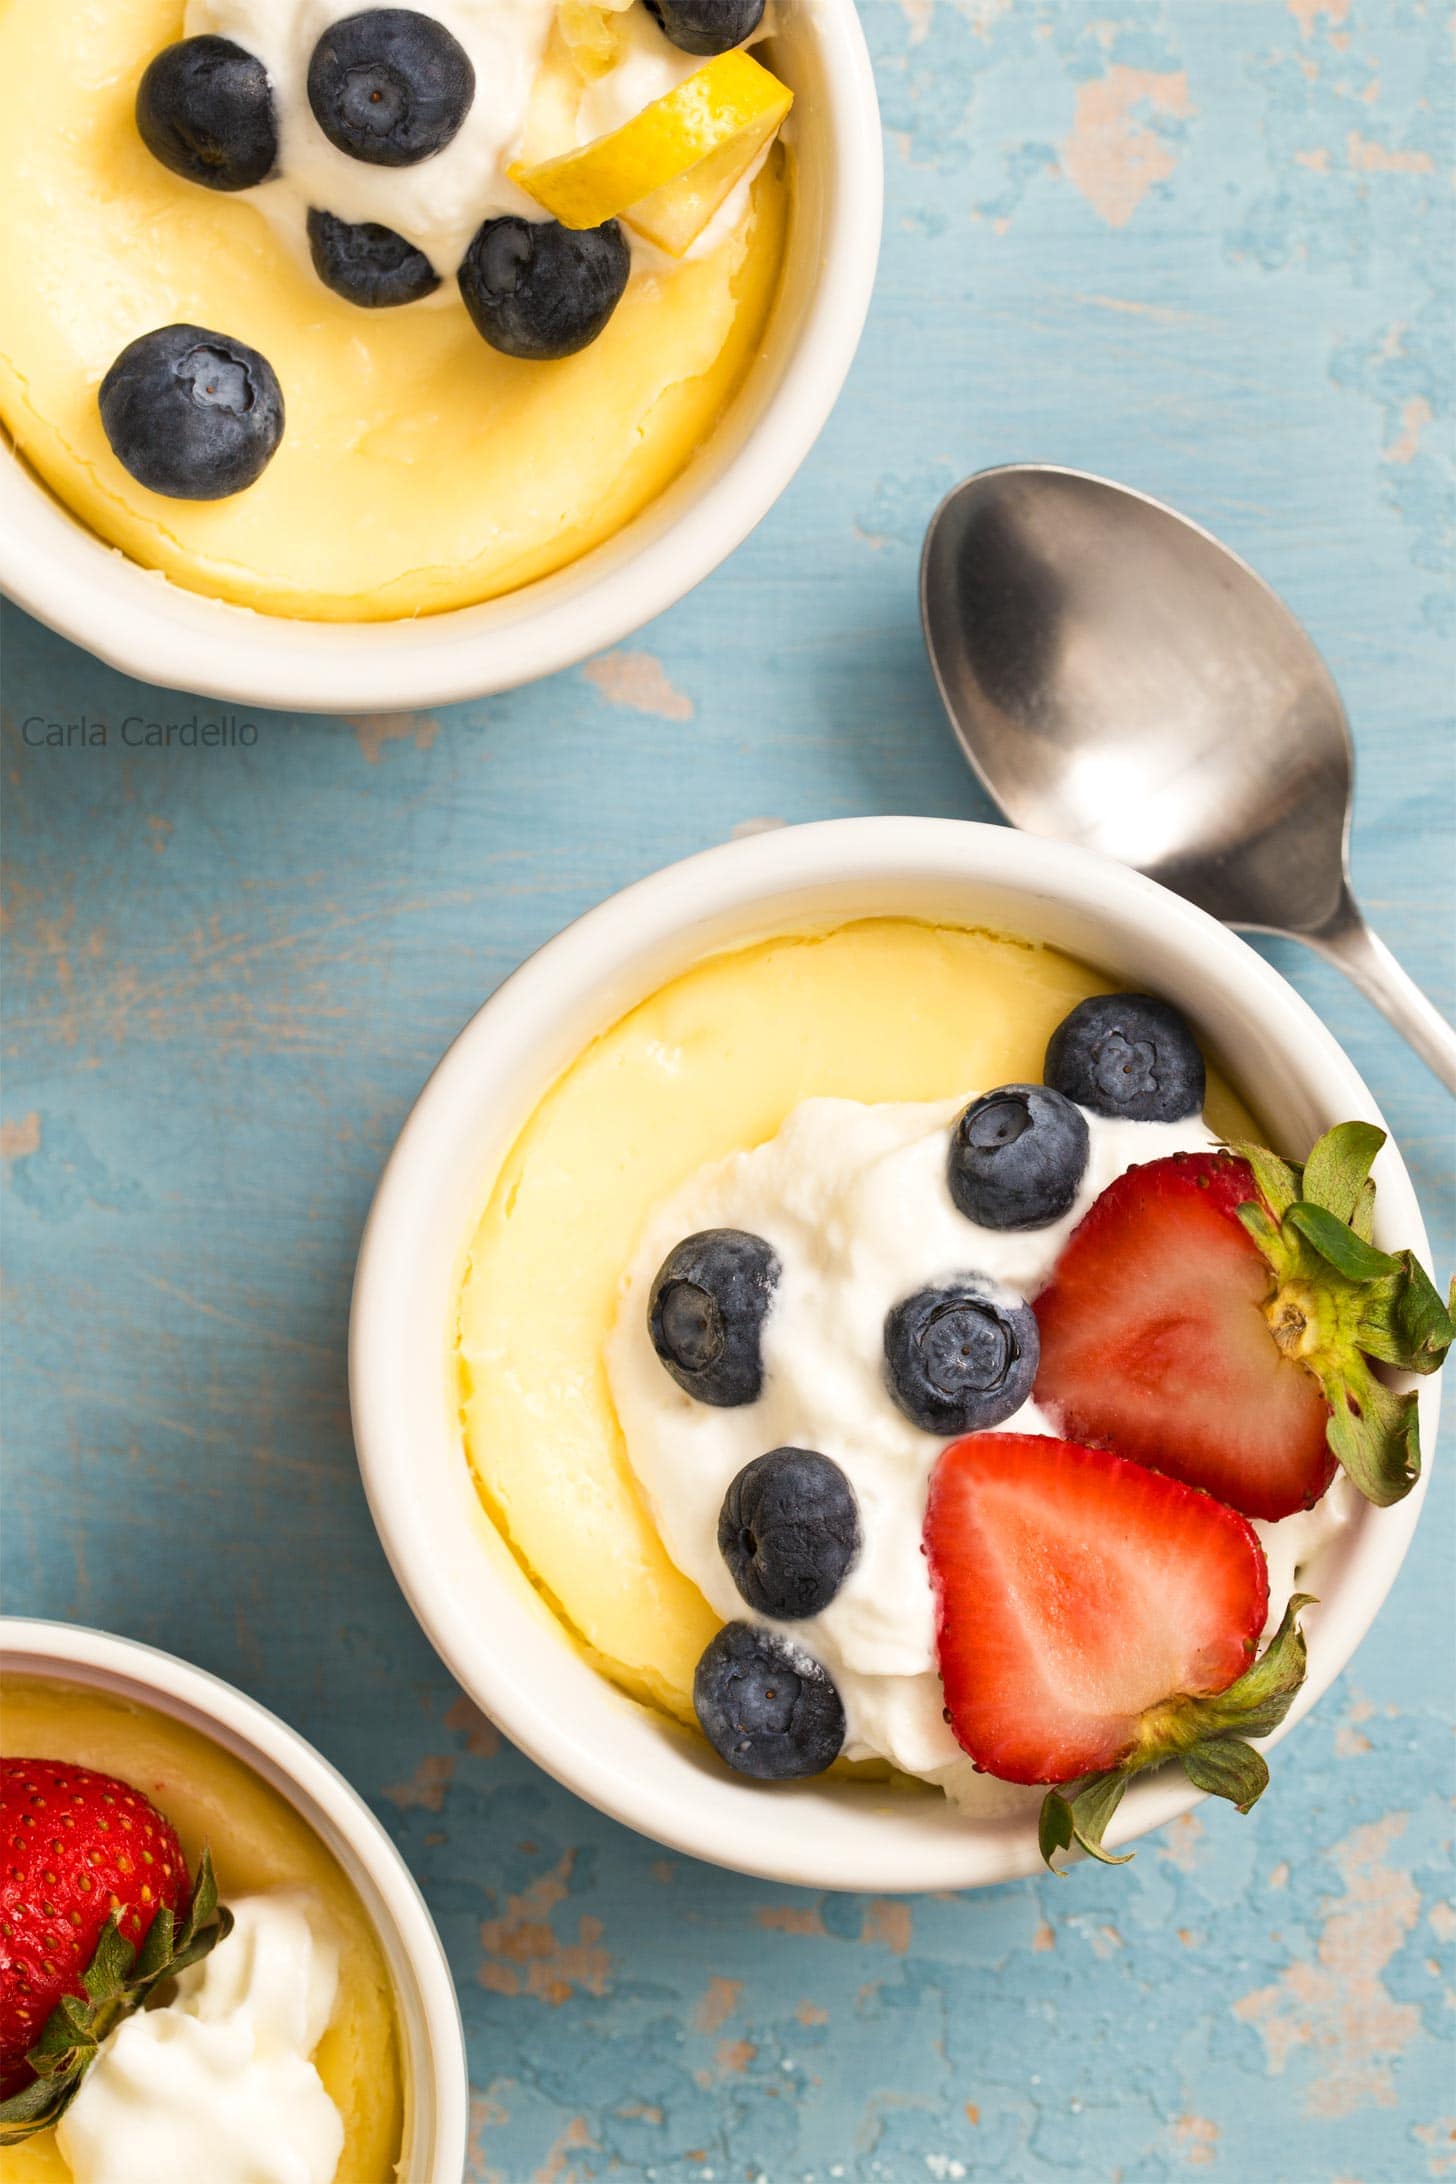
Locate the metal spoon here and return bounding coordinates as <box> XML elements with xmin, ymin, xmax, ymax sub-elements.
<box><xmin>921</xmin><ymin>463</ymin><xmax>1456</xmax><ymax>1094</ymax></box>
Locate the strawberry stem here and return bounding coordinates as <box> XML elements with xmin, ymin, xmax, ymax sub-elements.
<box><xmin>1038</xmin><ymin>1595</ymin><xmax>1316</xmax><ymax>1874</ymax></box>
<box><xmin>0</xmin><ymin>1849</ymin><xmax>231</xmax><ymax>2145</ymax></box>
<box><xmin>1231</xmin><ymin>1123</ymin><xmax>1453</xmax><ymax>1509</ymax></box>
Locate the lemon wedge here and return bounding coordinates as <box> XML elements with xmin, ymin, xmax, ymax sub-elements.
<box><xmin>510</xmin><ymin>49</ymin><xmax>793</xmax><ymax>257</ymax></box>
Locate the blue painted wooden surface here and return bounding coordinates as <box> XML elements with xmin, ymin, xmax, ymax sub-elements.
<box><xmin>3</xmin><ymin>2</ymin><xmax>1454</xmax><ymax>2177</ymax></box>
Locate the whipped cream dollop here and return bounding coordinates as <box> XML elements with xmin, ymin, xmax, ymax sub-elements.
<box><xmin>187</xmin><ymin>0</ymin><xmax>764</xmax><ymax>293</ymax></box>
<box><xmin>57</xmin><ymin>1893</ymin><xmax>344</xmax><ymax>2184</ymax></box>
<box><xmin>607</xmin><ymin>1094</ymin><xmax>1355</xmax><ymax>1815</ymax></box>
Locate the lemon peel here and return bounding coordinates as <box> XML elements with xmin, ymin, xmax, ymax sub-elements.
<box><xmin>510</xmin><ymin>49</ymin><xmax>792</xmax><ymax>256</ymax></box>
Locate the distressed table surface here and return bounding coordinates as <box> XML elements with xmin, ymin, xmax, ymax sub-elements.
<box><xmin>2</xmin><ymin>3</ymin><xmax>1454</xmax><ymax>2178</ymax></box>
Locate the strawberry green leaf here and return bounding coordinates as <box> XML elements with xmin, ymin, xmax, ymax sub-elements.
<box><xmin>1156</xmin><ymin>1592</ymin><xmax>1314</xmax><ymax>1749</ymax></box>
<box><xmin>1359</xmin><ymin>1253</ymin><xmax>1456</xmax><ymax>1374</ymax></box>
<box><xmin>1235</xmin><ymin>1201</ymin><xmax>1285</xmax><ymax>1262</ymax></box>
<box><xmin>1181</xmin><ymin>1736</ymin><xmax>1269</xmax><ymax>1812</ymax></box>
<box><xmin>1351</xmin><ymin>1176</ymin><xmax>1377</xmax><ymax>1243</ymax></box>
<box><xmin>1231</xmin><ymin>1140</ymin><xmax>1301</xmax><ymax>1220</ymax></box>
<box><xmin>23</xmin><ymin>1995</ymin><xmax>94</xmax><ymax>2071</ymax></box>
<box><xmin>179</xmin><ymin>1848</ymin><xmax>221</xmax><ymax>1949</ymax></box>
<box><xmin>133</xmin><ymin>1906</ymin><xmax>175</xmax><ymax>1983</ymax></box>
<box><xmin>81</xmin><ymin>1916</ymin><xmax>136</xmax><ymax>2007</ymax></box>
<box><xmin>1038</xmin><ymin>1789</ymin><xmax>1074</xmax><ymax>1873</ymax></box>
<box><xmin>1213</xmin><ymin>1593</ymin><xmax>1315</xmax><ymax>1738</ymax></box>
<box><xmin>1286</xmin><ymin>1202</ymin><xmax>1400</xmax><ymax>1283</ymax></box>
<box><xmin>1037</xmin><ymin>1774</ymin><xmax>1132</xmax><ymax>1874</ymax></box>
<box><xmin>1322</xmin><ymin>1367</ymin><xmax>1421</xmax><ymax>1507</ymax></box>
<box><xmin>0</xmin><ymin>2074</ymin><xmax>63</xmax><ymax>2128</ymax></box>
<box><xmin>1301</xmin><ymin>1121</ymin><xmax>1386</xmax><ymax>1225</ymax></box>
<box><xmin>167</xmin><ymin>1912</ymin><xmax>234</xmax><ymax>1985</ymax></box>
<box><xmin>1066</xmin><ymin>1773</ymin><xmax>1132</xmax><ymax>1864</ymax></box>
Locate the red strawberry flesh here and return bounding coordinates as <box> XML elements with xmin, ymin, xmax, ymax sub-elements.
<box><xmin>1033</xmin><ymin>1151</ymin><xmax>1337</xmax><ymax>1521</ymax></box>
<box><xmin>0</xmin><ymin>1759</ymin><xmax>190</xmax><ymax>2097</ymax></box>
<box><xmin>925</xmin><ymin>1432</ymin><xmax>1270</xmax><ymax>1785</ymax></box>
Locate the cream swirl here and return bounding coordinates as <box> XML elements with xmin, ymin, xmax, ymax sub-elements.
<box><xmin>56</xmin><ymin>1893</ymin><xmax>344</xmax><ymax>2184</ymax></box>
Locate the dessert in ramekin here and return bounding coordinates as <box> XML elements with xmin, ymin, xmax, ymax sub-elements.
<box><xmin>351</xmin><ymin>821</ymin><xmax>1444</xmax><ymax>1892</ymax></box>
<box><xmin>0</xmin><ymin>1</ymin><xmax>880</xmax><ymax>706</ymax></box>
<box><xmin>0</xmin><ymin>1621</ymin><xmax>466</xmax><ymax>2182</ymax></box>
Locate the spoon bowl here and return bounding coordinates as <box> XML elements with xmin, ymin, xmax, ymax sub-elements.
<box><xmin>922</xmin><ymin>465</ymin><xmax>1456</xmax><ymax>1091</ymax></box>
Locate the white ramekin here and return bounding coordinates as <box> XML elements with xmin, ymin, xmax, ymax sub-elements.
<box><xmin>0</xmin><ymin>6</ymin><xmax>881</xmax><ymax>712</ymax></box>
<box><xmin>349</xmin><ymin>817</ymin><xmax>1440</xmax><ymax>1894</ymax></box>
<box><xmin>0</xmin><ymin>1617</ymin><xmax>468</xmax><ymax>2180</ymax></box>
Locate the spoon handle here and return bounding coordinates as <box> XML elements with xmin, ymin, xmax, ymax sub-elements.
<box><xmin>1306</xmin><ymin>893</ymin><xmax>1456</xmax><ymax>1096</ymax></box>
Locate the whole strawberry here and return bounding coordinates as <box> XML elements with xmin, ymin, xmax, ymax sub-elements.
<box><xmin>0</xmin><ymin>1759</ymin><xmax>229</xmax><ymax>2139</ymax></box>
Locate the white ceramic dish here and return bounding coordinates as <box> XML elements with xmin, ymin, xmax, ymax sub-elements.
<box><xmin>0</xmin><ymin>4</ymin><xmax>881</xmax><ymax>713</ymax></box>
<box><xmin>0</xmin><ymin>1616</ymin><xmax>468</xmax><ymax>2180</ymax></box>
<box><xmin>349</xmin><ymin>817</ymin><xmax>1439</xmax><ymax>1893</ymax></box>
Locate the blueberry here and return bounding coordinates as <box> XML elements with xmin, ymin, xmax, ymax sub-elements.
<box><xmin>458</xmin><ymin>217</ymin><xmax>630</xmax><ymax>361</ymax></box>
<box><xmin>307</xmin><ymin>208</ymin><xmax>439</xmax><ymax>307</ymax></box>
<box><xmin>649</xmin><ymin>1229</ymin><xmax>779</xmax><ymax>1407</ymax></box>
<box><xmin>693</xmin><ymin>1624</ymin><xmax>845</xmax><ymax>1780</ymax></box>
<box><xmin>307</xmin><ymin>10</ymin><xmax>474</xmax><ymax>167</ymax></box>
<box><xmin>644</xmin><ymin>0</ymin><xmax>765</xmax><ymax>57</ymax></box>
<box><xmin>719</xmin><ymin>1449</ymin><xmax>859</xmax><ymax>1621</ymax></box>
<box><xmin>948</xmin><ymin>1084</ymin><xmax>1090</xmax><ymax>1231</ymax></box>
<box><xmin>98</xmin><ymin>325</ymin><xmax>284</xmax><ymax>501</ymax></box>
<box><xmin>885</xmin><ymin>1281</ymin><xmax>1039</xmax><ymax>1436</ymax></box>
<box><xmin>1044</xmin><ymin>994</ymin><xmax>1205</xmax><ymax>1123</ymax></box>
<box><xmin>135</xmin><ymin>36</ymin><xmax>277</xmax><ymax>192</ymax></box>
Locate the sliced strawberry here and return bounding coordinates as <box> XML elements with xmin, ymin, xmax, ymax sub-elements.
<box><xmin>925</xmin><ymin>1432</ymin><xmax>1270</xmax><ymax>1787</ymax></box>
<box><xmin>926</xmin><ymin>1432</ymin><xmax>1316</xmax><ymax>1870</ymax></box>
<box><xmin>1033</xmin><ymin>1150</ymin><xmax>1337</xmax><ymax>1521</ymax></box>
<box><xmin>0</xmin><ymin>1761</ymin><xmax>230</xmax><ymax>2141</ymax></box>
<box><xmin>1034</xmin><ymin>1129</ymin><xmax>1456</xmax><ymax>1520</ymax></box>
